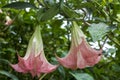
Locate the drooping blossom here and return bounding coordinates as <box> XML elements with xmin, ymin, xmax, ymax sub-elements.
<box><xmin>56</xmin><ymin>22</ymin><xmax>102</xmax><ymax>69</ymax></box>
<box><xmin>11</xmin><ymin>26</ymin><xmax>58</xmax><ymax>77</ymax></box>
<box><xmin>5</xmin><ymin>16</ymin><xmax>13</xmax><ymax>26</ymax></box>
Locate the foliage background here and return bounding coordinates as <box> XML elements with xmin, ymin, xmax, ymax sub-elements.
<box><xmin>0</xmin><ymin>0</ymin><xmax>120</xmax><ymax>80</ymax></box>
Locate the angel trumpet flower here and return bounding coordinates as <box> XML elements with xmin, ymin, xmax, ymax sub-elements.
<box><xmin>5</xmin><ymin>16</ymin><xmax>13</xmax><ymax>26</ymax></box>
<box><xmin>56</xmin><ymin>22</ymin><xmax>102</xmax><ymax>69</ymax></box>
<box><xmin>11</xmin><ymin>26</ymin><xmax>57</xmax><ymax>77</ymax></box>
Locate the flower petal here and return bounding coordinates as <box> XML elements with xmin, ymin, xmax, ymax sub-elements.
<box><xmin>11</xmin><ymin>64</ymin><xmax>27</xmax><ymax>73</ymax></box>
<box><xmin>56</xmin><ymin>45</ymin><xmax>77</xmax><ymax>69</ymax></box>
<box><xmin>11</xmin><ymin>52</ymin><xmax>43</xmax><ymax>77</ymax></box>
<box><xmin>40</xmin><ymin>52</ymin><xmax>58</xmax><ymax>73</ymax></box>
<box><xmin>77</xmin><ymin>38</ymin><xmax>102</xmax><ymax>68</ymax></box>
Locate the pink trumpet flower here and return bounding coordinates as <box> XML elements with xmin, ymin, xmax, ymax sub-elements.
<box><xmin>5</xmin><ymin>16</ymin><xmax>13</xmax><ymax>26</ymax></box>
<box><xmin>11</xmin><ymin>26</ymin><xmax>58</xmax><ymax>77</ymax></box>
<box><xmin>56</xmin><ymin>22</ymin><xmax>102</xmax><ymax>69</ymax></box>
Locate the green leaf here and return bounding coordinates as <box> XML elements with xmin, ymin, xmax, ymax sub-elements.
<box><xmin>2</xmin><ymin>2</ymin><xmax>37</xmax><ymax>9</ymax></box>
<box><xmin>88</xmin><ymin>23</ymin><xmax>109</xmax><ymax>42</ymax></box>
<box><xmin>43</xmin><ymin>0</ymin><xmax>55</xmax><ymax>7</ymax></box>
<box><xmin>70</xmin><ymin>72</ymin><xmax>94</xmax><ymax>80</ymax></box>
<box><xmin>76</xmin><ymin>2</ymin><xmax>94</xmax><ymax>9</ymax></box>
<box><xmin>112</xmin><ymin>64</ymin><xmax>120</xmax><ymax>72</ymax></box>
<box><xmin>0</xmin><ymin>58</ymin><xmax>10</xmax><ymax>64</ymax></box>
<box><xmin>61</xmin><ymin>4</ymin><xmax>80</xmax><ymax>18</ymax></box>
<box><xmin>0</xmin><ymin>38</ymin><xmax>8</xmax><ymax>44</ymax></box>
<box><xmin>58</xmin><ymin>66</ymin><xmax>65</xmax><ymax>79</ymax></box>
<box><xmin>0</xmin><ymin>70</ymin><xmax>19</xmax><ymax>80</ymax></box>
<box><xmin>112</xmin><ymin>3</ymin><xmax>120</xmax><ymax>14</ymax></box>
<box><xmin>40</xmin><ymin>5</ymin><xmax>59</xmax><ymax>21</ymax></box>
<box><xmin>36</xmin><ymin>8</ymin><xmax>45</xmax><ymax>21</ymax></box>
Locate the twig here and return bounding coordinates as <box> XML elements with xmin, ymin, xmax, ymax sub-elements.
<box><xmin>101</xmin><ymin>36</ymin><xmax>108</xmax><ymax>49</ymax></box>
<box><xmin>37</xmin><ymin>0</ymin><xmax>44</xmax><ymax>7</ymax></box>
<box><xmin>107</xmin><ymin>34</ymin><xmax>120</xmax><ymax>47</ymax></box>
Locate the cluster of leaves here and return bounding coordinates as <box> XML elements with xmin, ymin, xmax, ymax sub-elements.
<box><xmin>0</xmin><ymin>0</ymin><xmax>120</xmax><ymax>80</ymax></box>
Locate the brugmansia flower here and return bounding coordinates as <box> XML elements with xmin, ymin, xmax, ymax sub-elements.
<box><xmin>56</xmin><ymin>22</ymin><xmax>102</xmax><ymax>69</ymax></box>
<box><xmin>11</xmin><ymin>26</ymin><xmax>57</xmax><ymax>77</ymax></box>
<box><xmin>5</xmin><ymin>16</ymin><xmax>13</xmax><ymax>26</ymax></box>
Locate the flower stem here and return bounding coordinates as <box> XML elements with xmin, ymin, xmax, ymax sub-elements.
<box><xmin>39</xmin><ymin>73</ymin><xmax>47</xmax><ymax>80</ymax></box>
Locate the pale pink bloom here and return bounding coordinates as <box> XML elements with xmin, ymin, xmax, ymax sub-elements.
<box><xmin>5</xmin><ymin>16</ymin><xmax>13</xmax><ymax>26</ymax></box>
<box><xmin>11</xmin><ymin>26</ymin><xmax>58</xmax><ymax>77</ymax></box>
<box><xmin>56</xmin><ymin>22</ymin><xmax>102</xmax><ymax>69</ymax></box>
